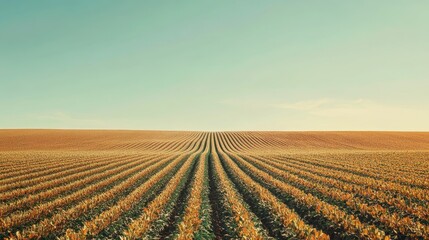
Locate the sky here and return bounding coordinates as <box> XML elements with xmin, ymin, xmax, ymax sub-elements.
<box><xmin>1</xmin><ymin>1</ymin><xmax>428</xmax><ymax>131</ymax></box>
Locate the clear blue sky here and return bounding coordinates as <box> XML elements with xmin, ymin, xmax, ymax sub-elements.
<box><xmin>1</xmin><ymin>1</ymin><xmax>428</xmax><ymax>131</ymax></box>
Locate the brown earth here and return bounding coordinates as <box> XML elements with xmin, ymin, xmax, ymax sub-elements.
<box><xmin>0</xmin><ymin>129</ymin><xmax>428</xmax><ymax>151</ymax></box>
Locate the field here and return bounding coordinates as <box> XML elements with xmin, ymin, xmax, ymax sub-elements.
<box><xmin>0</xmin><ymin>130</ymin><xmax>429</xmax><ymax>240</ymax></box>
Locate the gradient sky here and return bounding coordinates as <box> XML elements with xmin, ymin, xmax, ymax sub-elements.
<box><xmin>1</xmin><ymin>1</ymin><xmax>428</xmax><ymax>131</ymax></box>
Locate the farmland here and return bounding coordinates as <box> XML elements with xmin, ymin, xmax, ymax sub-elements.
<box><xmin>0</xmin><ymin>130</ymin><xmax>429</xmax><ymax>239</ymax></box>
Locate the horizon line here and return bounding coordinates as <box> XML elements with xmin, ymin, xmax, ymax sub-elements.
<box><xmin>1</xmin><ymin>128</ymin><xmax>428</xmax><ymax>133</ymax></box>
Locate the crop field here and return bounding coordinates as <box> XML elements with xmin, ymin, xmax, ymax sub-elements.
<box><xmin>0</xmin><ymin>130</ymin><xmax>429</xmax><ymax>240</ymax></box>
